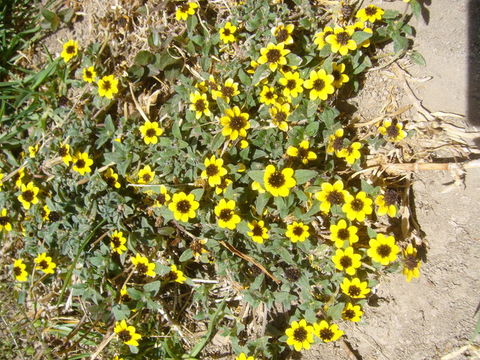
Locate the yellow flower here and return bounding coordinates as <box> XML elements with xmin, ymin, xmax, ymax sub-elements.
<box><xmin>326</xmin><ymin>27</ymin><xmax>357</xmax><ymax>56</ymax></box>
<box><xmin>342</xmin><ymin>303</ymin><xmax>363</xmax><ymax>322</ymax></box>
<box><xmin>34</xmin><ymin>252</ymin><xmax>56</xmax><ymax>274</ymax></box>
<box><xmin>212</xmin><ymin>78</ymin><xmax>240</xmax><ymax>103</ymax></box>
<box><xmin>313</xmin><ymin>26</ymin><xmax>334</xmax><ymax>50</ymax></box>
<box><xmin>315</xmin><ymin>180</ymin><xmax>349</xmax><ymax>214</ymax></box>
<box><xmin>338</xmin><ymin>142</ymin><xmax>362</xmax><ymax>165</ymax></box>
<box><xmin>263</xmin><ymin>164</ymin><xmax>295</xmax><ymax>197</ymax></box>
<box><xmin>246</xmin><ymin>59</ymin><xmax>259</xmax><ymax>74</ymax></box>
<box><xmin>0</xmin><ymin>172</ymin><xmax>3</xmax><ymax>191</ymax></box>
<box><xmin>114</xmin><ymin>320</ymin><xmax>142</xmax><ymax>346</ymax></box>
<box><xmin>110</xmin><ymin>230</ymin><xmax>127</xmax><ymax>255</ymax></box>
<box><xmin>403</xmin><ymin>244</ymin><xmax>421</xmax><ymax>282</ymax></box>
<box><xmin>131</xmin><ymin>253</ymin><xmax>156</xmax><ymax>277</ymax></box>
<box><xmin>41</xmin><ymin>204</ymin><xmax>51</xmax><ymax>222</ymax></box>
<box><xmin>154</xmin><ymin>185</ymin><xmax>171</xmax><ymax>207</ymax></box>
<box><xmin>330</xmin><ymin>219</ymin><xmax>358</xmax><ymax>247</ymax></box>
<box><xmin>119</xmin><ymin>286</ymin><xmax>131</xmax><ymax>303</ymax></box>
<box><xmin>220</xmin><ymin>106</ymin><xmax>250</xmax><ymax>140</ymax></box>
<box><xmin>269</xmin><ymin>102</ymin><xmax>291</xmax><ymax>131</ymax></box>
<box><xmin>235</xmin><ymin>353</ymin><xmax>255</xmax><ymax>360</ymax></box>
<box><xmin>113</xmin><ymin>356</ymin><xmax>124</xmax><ymax>360</ymax></box>
<box><xmin>82</xmin><ymin>66</ymin><xmax>97</xmax><ymax>83</ymax></box>
<box><xmin>340</xmin><ymin>277</ymin><xmax>370</xmax><ymax>298</ymax></box>
<box><xmin>239</xmin><ymin>140</ymin><xmax>249</xmax><ymax>149</ymax></box>
<box><xmin>378</xmin><ymin>119</ymin><xmax>407</xmax><ymax>142</ymax></box>
<box><xmin>342</xmin><ymin>191</ymin><xmax>372</xmax><ymax>222</ymax></box>
<box><xmin>375</xmin><ymin>189</ymin><xmax>398</xmax><ymax>217</ymax></box>
<box><xmin>326</xmin><ymin>128</ymin><xmax>344</xmax><ymax>155</ymax></box>
<box><xmin>0</xmin><ymin>208</ymin><xmax>12</xmax><ymax>232</ymax></box>
<box><xmin>168</xmin><ymin>264</ymin><xmax>187</xmax><ymax>283</ymax></box>
<box><xmin>331</xmin><ymin>62</ymin><xmax>349</xmax><ymax>88</ymax></box>
<box><xmin>28</xmin><ymin>144</ymin><xmax>39</xmax><ymax>158</ymax></box>
<box><xmin>201</xmin><ymin>155</ymin><xmax>228</xmax><ymax>187</ymax></box>
<box><xmin>247</xmin><ymin>220</ymin><xmax>269</xmax><ymax>244</ymax></box>
<box><xmin>60</xmin><ymin>40</ymin><xmax>78</xmax><ymax>62</ymax></box>
<box><xmin>97</xmin><ymin>75</ymin><xmax>119</xmax><ymax>99</ymax></box>
<box><xmin>367</xmin><ymin>233</ymin><xmax>400</xmax><ymax>265</ymax></box>
<box><xmin>285</xmin><ymin>221</ymin><xmax>309</xmax><ymax>243</ymax></box>
<box><xmin>215</xmin><ymin>178</ymin><xmax>232</xmax><ymax>195</ymax></box>
<box><xmin>257</xmin><ymin>42</ymin><xmax>290</xmax><ymax>72</ymax></box>
<box><xmin>279</xmin><ymin>71</ymin><xmax>304</xmax><ymax>99</ymax></box>
<box><xmin>190</xmin><ymin>239</ymin><xmax>208</xmax><ymax>260</ymax></box>
<box><xmin>72</xmin><ymin>152</ymin><xmax>94</xmax><ymax>175</ymax></box>
<box><xmin>271</xmin><ymin>23</ymin><xmax>294</xmax><ymax>45</ymax></box>
<box><xmin>332</xmin><ymin>247</ymin><xmax>362</xmax><ymax>275</ymax></box>
<box><xmin>313</xmin><ymin>320</ymin><xmax>344</xmax><ymax>343</ymax></box>
<box><xmin>286</xmin><ymin>140</ymin><xmax>317</xmax><ymax>164</ymax></box>
<box><xmin>251</xmin><ymin>181</ymin><xmax>265</xmax><ymax>193</ymax></box>
<box><xmin>356</xmin><ymin>5</ymin><xmax>384</xmax><ymax>23</ymax></box>
<box><xmin>219</xmin><ymin>22</ymin><xmax>237</xmax><ymax>44</ymax></box>
<box><xmin>168</xmin><ymin>192</ymin><xmax>199</xmax><ymax>222</ymax></box>
<box><xmin>18</xmin><ymin>181</ymin><xmax>40</xmax><ymax>210</ymax></box>
<box><xmin>13</xmin><ymin>168</ymin><xmax>25</xmax><ymax>188</ymax></box>
<box><xmin>190</xmin><ymin>91</ymin><xmax>211</xmax><ymax>119</ymax></box>
<box><xmin>214</xmin><ymin>199</ymin><xmax>241</xmax><ymax>230</ymax></box>
<box><xmin>139</xmin><ymin>120</ymin><xmax>163</xmax><ymax>145</ymax></box>
<box><xmin>104</xmin><ymin>168</ymin><xmax>121</xmax><ymax>189</ymax></box>
<box><xmin>58</xmin><ymin>143</ymin><xmax>72</xmax><ymax>165</ymax></box>
<box><xmin>303</xmin><ymin>69</ymin><xmax>335</xmax><ymax>101</ymax></box>
<box><xmin>347</xmin><ymin>22</ymin><xmax>372</xmax><ymax>48</ymax></box>
<box><xmin>175</xmin><ymin>2</ymin><xmax>198</xmax><ymax>21</ymax></box>
<box><xmin>259</xmin><ymin>85</ymin><xmax>278</xmax><ymax>105</ymax></box>
<box><xmin>138</xmin><ymin>165</ymin><xmax>155</xmax><ymax>184</ymax></box>
<box><xmin>13</xmin><ymin>259</ymin><xmax>28</xmax><ymax>282</ymax></box>
<box><xmin>285</xmin><ymin>319</ymin><xmax>315</xmax><ymax>351</ymax></box>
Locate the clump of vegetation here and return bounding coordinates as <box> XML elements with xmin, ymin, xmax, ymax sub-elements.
<box><xmin>0</xmin><ymin>0</ymin><xmax>426</xmax><ymax>358</ymax></box>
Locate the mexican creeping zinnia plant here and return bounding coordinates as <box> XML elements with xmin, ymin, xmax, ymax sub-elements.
<box><xmin>13</xmin><ymin>259</ymin><xmax>28</xmax><ymax>282</ymax></box>
<box><xmin>201</xmin><ymin>155</ymin><xmax>228</xmax><ymax>187</ymax></box>
<box><xmin>367</xmin><ymin>233</ymin><xmax>400</xmax><ymax>265</ymax></box>
<box><xmin>214</xmin><ymin>199</ymin><xmax>241</xmax><ymax>230</ymax></box>
<box><xmin>190</xmin><ymin>91</ymin><xmax>211</xmax><ymax>119</ymax></box>
<box><xmin>72</xmin><ymin>152</ymin><xmax>94</xmax><ymax>175</ymax></box>
<box><xmin>403</xmin><ymin>244</ymin><xmax>421</xmax><ymax>281</ymax></box>
<box><xmin>98</xmin><ymin>75</ymin><xmax>119</xmax><ymax>99</ymax></box>
<box><xmin>219</xmin><ymin>22</ymin><xmax>237</xmax><ymax>44</ymax></box>
<box><xmin>114</xmin><ymin>320</ymin><xmax>142</xmax><ymax>346</ymax></box>
<box><xmin>130</xmin><ymin>254</ymin><xmax>156</xmax><ymax>277</ymax></box>
<box><xmin>18</xmin><ymin>181</ymin><xmax>40</xmax><ymax>210</ymax></box>
<box><xmin>341</xmin><ymin>277</ymin><xmax>371</xmax><ymax>299</ymax></box>
<box><xmin>60</xmin><ymin>40</ymin><xmax>78</xmax><ymax>62</ymax></box>
<box><xmin>263</xmin><ymin>165</ymin><xmax>296</xmax><ymax>197</ymax></box>
<box><xmin>286</xmin><ymin>221</ymin><xmax>310</xmax><ymax>243</ymax></box>
<box><xmin>220</xmin><ymin>106</ymin><xmax>250</xmax><ymax>140</ymax></box>
<box><xmin>139</xmin><ymin>120</ymin><xmax>164</xmax><ymax>145</ymax></box>
<box><xmin>285</xmin><ymin>319</ymin><xmax>315</xmax><ymax>351</ymax></box>
<box><xmin>257</xmin><ymin>42</ymin><xmax>290</xmax><ymax>72</ymax></box>
<box><xmin>303</xmin><ymin>69</ymin><xmax>335</xmax><ymax>101</ymax></box>
<box><xmin>34</xmin><ymin>252</ymin><xmax>56</xmax><ymax>274</ymax></box>
<box><xmin>169</xmin><ymin>192</ymin><xmax>199</xmax><ymax>222</ymax></box>
<box><xmin>247</xmin><ymin>220</ymin><xmax>269</xmax><ymax>244</ymax></box>
<box><xmin>316</xmin><ymin>180</ymin><xmax>349</xmax><ymax>213</ymax></box>
<box><xmin>330</xmin><ymin>219</ymin><xmax>359</xmax><ymax>247</ymax></box>
<box><xmin>342</xmin><ymin>191</ymin><xmax>373</xmax><ymax>222</ymax></box>
<box><xmin>0</xmin><ymin>208</ymin><xmax>12</xmax><ymax>232</ymax></box>
<box><xmin>313</xmin><ymin>320</ymin><xmax>344</xmax><ymax>343</ymax></box>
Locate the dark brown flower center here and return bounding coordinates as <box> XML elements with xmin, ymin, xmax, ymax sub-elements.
<box><xmin>219</xmin><ymin>208</ymin><xmax>233</xmax><ymax>221</ymax></box>
<box><xmin>350</xmin><ymin>199</ymin><xmax>364</xmax><ymax>211</ymax></box>
<box><xmin>297</xmin><ymin>147</ymin><xmax>310</xmax><ymax>160</ymax></box>
<box><xmin>293</xmin><ymin>327</ymin><xmax>308</xmax><ymax>342</ymax></box>
<box><xmin>332</xmin><ymin>70</ymin><xmax>341</xmax><ymax>81</ymax></box>
<box><xmin>136</xmin><ymin>263</ymin><xmax>148</xmax><ymax>274</ymax></box>
<box><xmin>337</xmin><ymin>228</ymin><xmax>350</xmax><ymax>240</ymax></box>
<box><xmin>405</xmin><ymin>255</ymin><xmax>419</xmax><ymax>270</ymax></box>
<box><xmin>230</xmin><ymin>115</ymin><xmax>246</xmax><ymax>130</ymax></box>
<box><xmin>101</xmin><ymin>80</ymin><xmax>111</xmax><ymax>91</ymax></box>
<box><xmin>176</xmin><ymin>200</ymin><xmax>191</xmax><ymax>213</ymax></box>
<box><xmin>85</xmin><ymin>70</ymin><xmax>92</xmax><ymax>78</ymax></box>
<box><xmin>286</xmin><ymin>79</ymin><xmax>297</xmax><ymax>90</ymax></box>
<box><xmin>377</xmin><ymin>244</ymin><xmax>392</xmax><ymax>258</ymax></box>
<box><xmin>111</xmin><ymin>236</ymin><xmax>121</xmax><ymax>248</ymax></box>
<box><xmin>49</xmin><ymin>211</ymin><xmax>60</xmax><ymax>222</ymax></box>
<box><xmin>0</xmin><ymin>216</ymin><xmax>9</xmax><ymax>226</ymax></box>
<box><xmin>266</xmin><ymin>48</ymin><xmax>281</xmax><ymax>63</ymax></box>
<box><xmin>14</xmin><ymin>266</ymin><xmax>22</xmax><ymax>276</ymax></box>
<box><xmin>38</xmin><ymin>260</ymin><xmax>48</xmax><ymax>269</ymax></box>
<box><xmin>365</xmin><ymin>6</ymin><xmax>378</xmax><ymax>16</ymax></box>
<box><xmin>343</xmin><ymin>309</ymin><xmax>355</xmax><ymax>319</ymax></box>
<box><xmin>386</xmin><ymin>125</ymin><xmax>399</xmax><ymax>138</ymax></box>
<box><xmin>221</xmin><ymin>85</ymin><xmax>234</xmax><ymax>97</ymax></box>
<box><xmin>267</xmin><ymin>171</ymin><xmax>285</xmax><ymax>188</ymax></box>
<box><xmin>66</xmin><ymin>45</ymin><xmax>76</xmax><ymax>54</ymax></box>
<box><xmin>223</xmin><ymin>28</ymin><xmax>231</xmax><ymax>36</ymax></box>
<box><xmin>106</xmin><ymin>176</ymin><xmax>117</xmax><ymax>187</ymax></box>
<box><xmin>22</xmin><ymin>190</ymin><xmax>34</xmax><ymax>202</ymax></box>
<box><xmin>156</xmin><ymin>194</ymin><xmax>166</xmax><ymax>205</ymax></box>
<box><xmin>275</xmin><ymin>28</ymin><xmax>289</xmax><ymax>43</ymax></box>
<box><xmin>194</xmin><ymin>99</ymin><xmax>206</xmax><ymax>112</ymax></box>
<box><xmin>340</xmin><ymin>255</ymin><xmax>353</xmax><ymax>268</ymax></box>
<box><xmin>383</xmin><ymin>189</ymin><xmax>398</xmax><ymax>206</ymax></box>
<box><xmin>327</xmin><ymin>190</ymin><xmax>344</xmax><ymax>205</ymax></box>
<box><xmin>348</xmin><ymin>285</ymin><xmax>361</xmax><ymax>297</ymax></box>
<box><xmin>146</xmin><ymin>128</ymin><xmax>157</xmax><ymax>137</ymax></box>
<box><xmin>313</xmin><ymin>79</ymin><xmax>325</xmax><ymax>91</ymax></box>
<box><xmin>252</xmin><ymin>225</ymin><xmax>264</xmax><ymax>237</ymax></box>
<box><xmin>58</xmin><ymin>146</ymin><xmax>68</xmax><ymax>157</ymax></box>
<box><xmin>76</xmin><ymin>159</ymin><xmax>86</xmax><ymax>168</ymax></box>
<box><xmin>274</xmin><ymin>111</ymin><xmax>287</xmax><ymax>123</ymax></box>
<box><xmin>336</xmin><ymin>32</ymin><xmax>350</xmax><ymax>45</ymax></box>
<box><xmin>319</xmin><ymin>328</ymin><xmax>334</xmax><ymax>341</ymax></box>
<box><xmin>333</xmin><ymin>136</ymin><xmax>344</xmax><ymax>151</ymax></box>
<box><xmin>265</xmin><ymin>91</ymin><xmax>274</xmax><ymax>99</ymax></box>
<box><xmin>142</xmin><ymin>174</ymin><xmax>151</xmax><ymax>182</ymax></box>
<box><xmin>118</xmin><ymin>329</ymin><xmax>132</xmax><ymax>342</ymax></box>
<box><xmin>293</xmin><ymin>226</ymin><xmax>304</xmax><ymax>236</ymax></box>
<box><xmin>190</xmin><ymin>240</ymin><xmax>204</xmax><ymax>254</ymax></box>
<box><xmin>120</xmin><ymin>293</ymin><xmax>131</xmax><ymax>302</ymax></box>
<box><xmin>179</xmin><ymin>3</ymin><xmax>190</xmax><ymax>12</ymax></box>
<box><xmin>206</xmin><ymin>164</ymin><xmax>219</xmax><ymax>176</ymax></box>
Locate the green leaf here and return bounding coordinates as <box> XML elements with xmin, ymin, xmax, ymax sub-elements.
<box><xmin>352</xmin><ymin>31</ymin><xmax>372</xmax><ymax>45</ymax></box>
<box><xmin>326</xmin><ymin>302</ymin><xmax>344</xmax><ymax>320</ymax></box>
<box><xmin>305</xmin><ymin>121</ymin><xmax>319</xmax><ymax>136</ymax></box>
<box><xmin>286</xmin><ymin>53</ymin><xmax>303</xmax><ymax>67</ymax></box>
<box><xmin>367</xmin><ymin>227</ymin><xmax>377</xmax><ymax>239</ymax></box>
<box><xmin>294</xmin><ymin>170</ymin><xmax>317</xmax><ymax>185</ymax></box>
<box><xmin>180</xmin><ymin>248</ymin><xmax>194</xmax><ymax>262</ymax></box>
<box><xmin>135</xmin><ymin>50</ymin><xmax>155</xmax><ymax>66</ymax></box>
<box><xmin>144</xmin><ymin>281</ymin><xmax>161</xmax><ymax>294</ymax></box>
<box><xmin>191</xmin><ymin>188</ymin><xmax>204</xmax><ymax>201</ymax></box>
<box><xmin>410</xmin><ymin>50</ymin><xmax>426</xmax><ymax>66</ymax></box>
<box><xmin>353</xmin><ymin>54</ymin><xmax>372</xmax><ymax>75</ymax></box>
<box><xmin>112</xmin><ymin>304</ymin><xmax>130</xmax><ymax>320</ymax></box>
<box><xmin>306</xmin><ymin>99</ymin><xmax>320</xmax><ymax>117</ymax></box>
<box><xmin>410</xmin><ymin>0</ymin><xmax>421</xmax><ymax>19</ymax></box>
<box><xmin>247</xmin><ymin>170</ymin><xmax>264</xmax><ymax>185</ymax></box>
<box><xmin>320</xmin><ymin>106</ymin><xmax>339</xmax><ymax>128</ymax></box>
<box><xmin>251</xmin><ymin>64</ymin><xmax>269</xmax><ymax>86</ymax></box>
<box><xmin>40</xmin><ymin>8</ymin><xmax>60</xmax><ymax>30</ymax></box>
<box><xmin>187</xmin><ymin>14</ymin><xmax>198</xmax><ymax>33</ymax></box>
<box><xmin>255</xmin><ymin>193</ymin><xmax>270</xmax><ymax>215</ymax></box>
<box><xmin>383</xmin><ymin>9</ymin><xmax>400</xmax><ymax>19</ymax></box>
<box><xmin>237</xmin><ymin>68</ymin><xmax>252</xmax><ymax>87</ymax></box>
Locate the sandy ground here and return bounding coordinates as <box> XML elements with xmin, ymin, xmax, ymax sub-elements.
<box><xmin>303</xmin><ymin>0</ymin><xmax>480</xmax><ymax>359</ymax></box>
